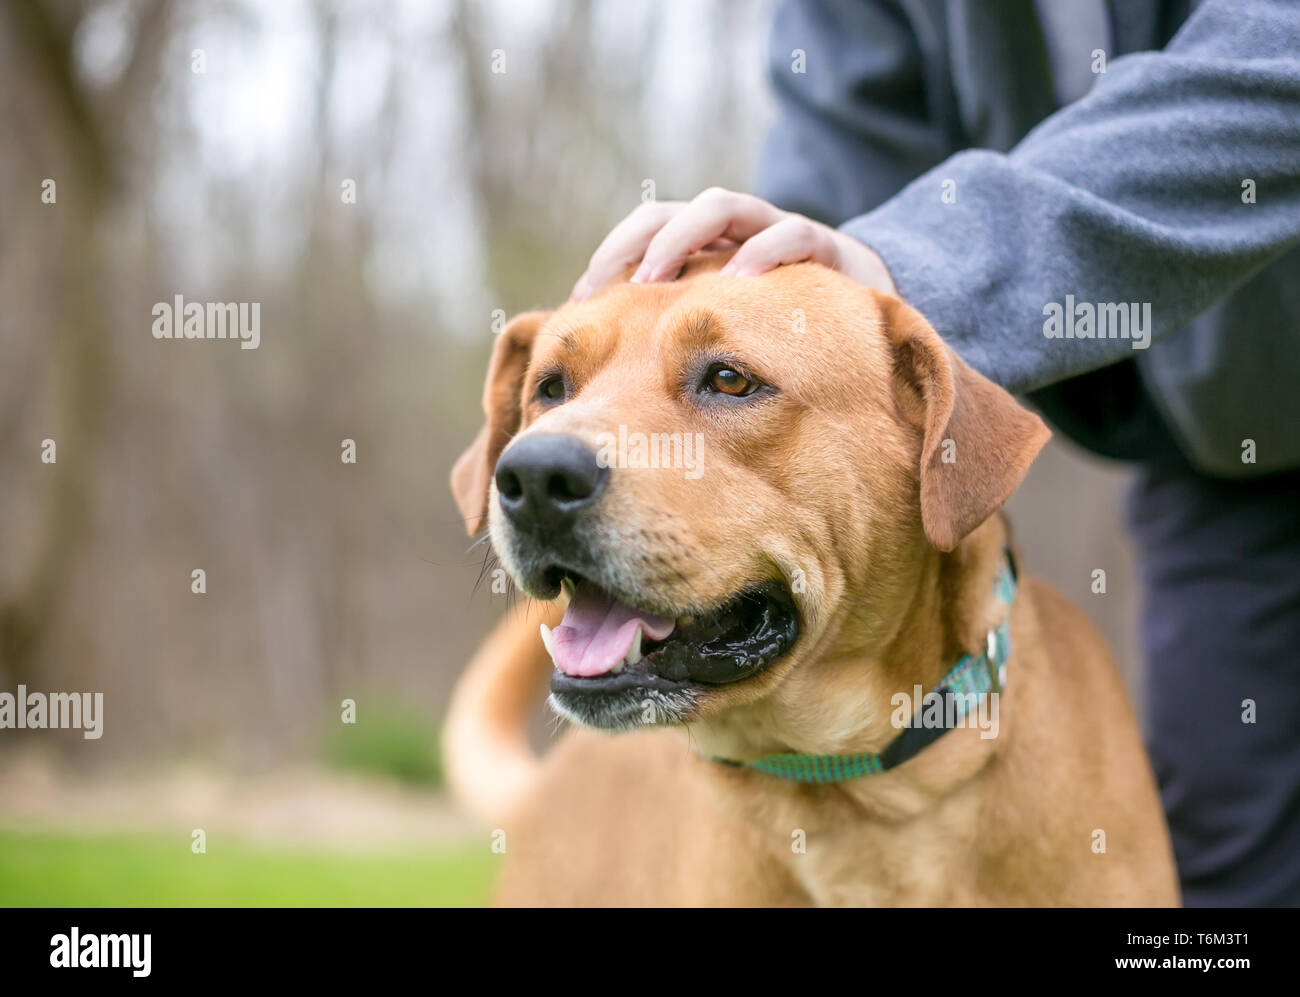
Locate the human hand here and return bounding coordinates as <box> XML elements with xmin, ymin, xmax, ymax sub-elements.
<box><xmin>570</xmin><ymin>187</ymin><xmax>896</xmax><ymax>301</ymax></box>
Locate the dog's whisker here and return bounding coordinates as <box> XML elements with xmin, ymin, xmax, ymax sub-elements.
<box><xmin>471</xmin><ymin>546</ymin><xmax>501</xmax><ymax>600</ymax></box>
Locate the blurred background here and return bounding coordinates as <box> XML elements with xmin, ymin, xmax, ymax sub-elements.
<box><xmin>0</xmin><ymin>0</ymin><xmax>1136</xmax><ymax>906</ymax></box>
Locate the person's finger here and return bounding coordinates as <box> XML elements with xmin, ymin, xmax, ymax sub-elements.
<box><xmin>572</xmin><ymin>200</ymin><xmax>685</xmax><ymax>300</ymax></box>
<box><xmin>635</xmin><ymin>187</ymin><xmax>786</xmax><ymax>283</ymax></box>
<box><xmin>717</xmin><ymin>215</ymin><xmax>840</xmax><ymax>277</ymax></box>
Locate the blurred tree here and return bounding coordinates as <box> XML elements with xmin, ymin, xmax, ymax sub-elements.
<box><xmin>0</xmin><ymin>0</ymin><xmax>175</xmax><ymax>688</ymax></box>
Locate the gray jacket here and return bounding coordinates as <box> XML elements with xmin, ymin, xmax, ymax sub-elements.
<box><xmin>756</xmin><ymin>0</ymin><xmax>1300</xmax><ymax>476</ymax></box>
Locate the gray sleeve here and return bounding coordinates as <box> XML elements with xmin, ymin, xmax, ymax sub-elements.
<box><xmin>754</xmin><ymin>0</ymin><xmax>952</xmax><ymax>224</ymax></box>
<box><xmin>842</xmin><ymin>0</ymin><xmax>1300</xmax><ymax>392</ymax></box>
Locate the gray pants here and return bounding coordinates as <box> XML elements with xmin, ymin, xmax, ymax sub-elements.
<box><xmin>1127</xmin><ymin>454</ymin><xmax>1300</xmax><ymax>906</ymax></box>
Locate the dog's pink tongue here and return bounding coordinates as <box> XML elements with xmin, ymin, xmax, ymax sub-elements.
<box><xmin>551</xmin><ymin>586</ymin><xmax>675</xmax><ymax>677</ymax></box>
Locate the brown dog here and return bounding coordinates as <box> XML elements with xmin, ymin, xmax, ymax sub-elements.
<box><xmin>444</xmin><ymin>255</ymin><xmax>1178</xmax><ymax>906</ymax></box>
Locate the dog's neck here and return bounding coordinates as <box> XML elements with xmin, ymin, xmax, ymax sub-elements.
<box><xmin>680</xmin><ymin>519</ymin><xmax>1015</xmax><ymax>904</ymax></box>
<box><xmin>684</xmin><ymin>515</ymin><xmax>1012</xmax><ymax>802</ymax></box>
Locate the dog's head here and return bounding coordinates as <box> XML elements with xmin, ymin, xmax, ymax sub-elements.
<box><xmin>453</xmin><ymin>255</ymin><xmax>1048</xmax><ymax>740</ymax></box>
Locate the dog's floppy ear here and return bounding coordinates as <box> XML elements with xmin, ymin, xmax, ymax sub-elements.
<box><xmin>451</xmin><ymin>311</ymin><xmax>550</xmax><ymax>535</ymax></box>
<box><xmin>876</xmin><ymin>292</ymin><xmax>1050</xmax><ymax>552</ymax></box>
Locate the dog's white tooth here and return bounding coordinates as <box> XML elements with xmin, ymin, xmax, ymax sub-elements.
<box><xmin>624</xmin><ymin>625</ymin><xmax>643</xmax><ymax>667</ymax></box>
<box><xmin>561</xmin><ymin>577</ymin><xmax>575</xmax><ymax>600</ymax></box>
<box><xmin>539</xmin><ymin>623</ymin><xmax>556</xmax><ymax>662</ymax></box>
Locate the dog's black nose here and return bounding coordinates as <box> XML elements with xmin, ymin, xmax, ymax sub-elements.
<box><xmin>495</xmin><ymin>434</ymin><xmax>608</xmax><ymax>530</ymax></box>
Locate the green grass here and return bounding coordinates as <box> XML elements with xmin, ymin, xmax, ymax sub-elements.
<box><xmin>0</xmin><ymin>830</ymin><xmax>497</xmax><ymax>907</ymax></box>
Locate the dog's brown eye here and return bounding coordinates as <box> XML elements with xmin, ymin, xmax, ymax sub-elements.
<box><xmin>538</xmin><ymin>375</ymin><xmax>566</xmax><ymax>402</ymax></box>
<box><xmin>706</xmin><ymin>365</ymin><xmax>756</xmax><ymax>397</ymax></box>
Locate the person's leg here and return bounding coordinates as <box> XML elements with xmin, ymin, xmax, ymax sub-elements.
<box><xmin>1127</xmin><ymin>456</ymin><xmax>1300</xmax><ymax>906</ymax></box>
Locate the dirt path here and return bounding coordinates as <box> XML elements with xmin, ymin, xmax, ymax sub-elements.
<box><xmin>0</xmin><ymin>749</ymin><xmax>482</xmax><ymax>852</ymax></box>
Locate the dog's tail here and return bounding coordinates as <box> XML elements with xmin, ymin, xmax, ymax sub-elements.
<box><xmin>442</xmin><ymin>599</ymin><xmax>561</xmax><ymax>825</ymax></box>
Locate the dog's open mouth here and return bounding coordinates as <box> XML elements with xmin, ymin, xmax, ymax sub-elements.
<box><xmin>544</xmin><ymin>573</ymin><xmax>799</xmax><ymax>702</ymax></box>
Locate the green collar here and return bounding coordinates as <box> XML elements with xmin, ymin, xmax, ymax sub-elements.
<box><xmin>710</xmin><ymin>551</ymin><xmax>1017</xmax><ymax>784</ymax></box>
